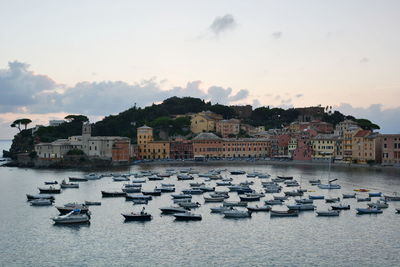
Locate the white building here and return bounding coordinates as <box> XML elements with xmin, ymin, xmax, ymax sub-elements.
<box><xmin>49</xmin><ymin>120</ymin><xmax>65</xmax><ymax>127</ymax></box>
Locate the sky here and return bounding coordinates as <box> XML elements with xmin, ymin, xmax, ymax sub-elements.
<box><xmin>0</xmin><ymin>0</ymin><xmax>400</xmax><ymax>139</ymax></box>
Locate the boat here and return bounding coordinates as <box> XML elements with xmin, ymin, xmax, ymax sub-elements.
<box><xmin>142</xmin><ymin>190</ymin><xmax>162</xmax><ymax>196</ymax></box>
<box><xmin>357</xmin><ymin>197</ymin><xmax>371</xmax><ymax>202</ymax></box>
<box><xmin>38</xmin><ymin>186</ymin><xmax>61</xmax><ymax>194</ymax></box>
<box><xmin>210</xmin><ymin>206</ymin><xmax>232</xmax><ymax>213</ymax></box>
<box><xmin>198</xmin><ymin>186</ymin><xmax>215</xmax><ymax>192</ymax></box>
<box><xmin>331</xmin><ymin>204</ymin><xmax>350</xmax><ymax>210</ymax></box>
<box><xmin>157</xmin><ymin>173</ymin><xmax>171</xmax><ymax>178</ymax></box>
<box><xmin>216</xmin><ymin>181</ymin><xmax>232</xmax><ymax>186</ymax></box>
<box><xmin>309</xmin><ymin>179</ymin><xmax>321</xmax><ymax>185</ymax></box>
<box><xmin>272</xmin><ymin>178</ymin><xmax>285</xmax><ymax>183</ymax></box>
<box><xmin>52</xmin><ymin>209</ymin><xmax>90</xmax><ymax>224</ymax></box>
<box><xmin>148</xmin><ymin>175</ymin><xmax>163</xmax><ymax>181</ymax></box>
<box><xmin>277</xmin><ymin>176</ymin><xmax>293</xmax><ymax>180</ymax></box>
<box><xmin>177</xmin><ymin>174</ymin><xmax>194</xmax><ymax>180</ymax></box>
<box><xmin>190</xmin><ymin>182</ymin><xmax>204</xmax><ymax>187</ymax></box>
<box><xmin>287</xmin><ymin>203</ymin><xmax>315</xmax><ymax>211</ymax></box>
<box><xmin>113</xmin><ymin>177</ymin><xmax>130</xmax><ymax>182</ymax></box>
<box><xmin>30</xmin><ymin>199</ymin><xmax>53</xmax><ymax>206</ymax></box>
<box><xmin>308</xmin><ymin>195</ymin><xmax>325</xmax><ymax>200</ymax></box>
<box><xmin>132</xmin><ymin>199</ymin><xmax>149</xmax><ymax>205</ymax></box>
<box><xmin>131</xmin><ymin>179</ymin><xmax>146</xmax><ymax>183</ymax></box>
<box><xmin>230</xmin><ymin>170</ymin><xmax>246</xmax><ymax>175</ymax></box>
<box><xmin>342</xmin><ymin>193</ymin><xmax>356</xmax><ymax>199</ymax></box>
<box><xmin>295</xmin><ymin>199</ymin><xmax>314</xmax><ymax>204</ymax></box>
<box><xmin>356</xmin><ymin>206</ymin><xmax>383</xmax><ymax>214</ymax></box>
<box><xmin>270</xmin><ymin>210</ymin><xmax>298</xmax><ymax>217</ymax></box>
<box><xmin>204</xmin><ymin>196</ymin><xmax>225</xmax><ymax>202</ymax></box>
<box><xmin>173</xmin><ymin>212</ymin><xmax>202</xmax><ymax>221</ymax></box>
<box><xmin>161</xmin><ymin>183</ymin><xmax>175</xmax><ymax>187</ymax></box>
<box><xmin>368</xmin><ymin>192</ymin><xmax>382</xmax><ymax>197</ymax></box>
<box><xmin>367</xmin><ymin>200</ymin><xmax>388</xmax><ymax>209</ymax></box>
<box><xmin>264</xmin><ymin>187</ymin><xmax>281</xmax><ymax>193</ymax></box>
<box><xmin>384</xmin><ymin>194</ymin><xmax>400</xmax><ymax>201</ymax></box>
<box><xmin>354</xmin><ymin>189</ymin><xmax>370</xmax><ymax>192</ymax></box>
<box><xmin>44</xmin><ymin>181</ymin><xmax>58</xmax><ymax>185</ymax></box>
<box><xmin>239</xmin><ymin>195</ymin><xmax>261</xmax><ymax>202</ymax></box>
<box><xmin>284</xmin><ymin>190</ymin><xmax>303</xmax><ymax>197</ymax></box>
<box><xmin>223</xmin><ymin>201</ymin><xmax>248</xmax><ymax>207</ymax></box>
<box><xmin>60</xmin><ymin>180</ymin><xmax>79</xmax><ymax>189</ymax></box>
<box><xmin>178</xmin><ymin>202</ymin><xmax>201</xmax><ymax>208</ymax></box>
<box><xmin>122</xmin><ymin>187</ymin><xmax>142</xmax><ymax>193</ymax></box>
<box><xmin>273</xmin><ymin>195</ymin><xmax>288</xmax><ymax>201</ymax></box>
<box><xmin>182</xmin><ymin>189</ymin><xmax>204</xmax><ymax>195</ymax></box>
<box><xmin>396</xmin><ymin>209</ymin><xmax>400</xmax><ymax>213</ymax></box>
<box><xmin>122</xmin><ymin>209</ymin><xmax>152</xmax><ymax>221</ymax></box>
<box><xmin>26</xmin><ymin>194</ymin><xmax>55</xmax><ymax>201</ymax></box>
<box><xmin>171</xmin><ymin>194</ymin><xmax>192</xmax><ymax>199</ymax></box>
<box><xmin>209</xmin><ymin>192</ymin><xmax>229</xmax><ymax>198</ymax></box>
<box><xmin>223</xmin><ymin>210</ymin><xmax>252</xmax><ymax>218</ymax></box>
<box><xmin>316</xmin><ymin>210</ymin><xmax>340</xmax><ymax>216</ymax></box>
<box><xmin>85</xmin><ymin>173</ymin><xmax>101</xmax><ymax>180</ymax></box>
<box><xmin>101</xmin><ymin>191</ymin><xmax>127</xmax><ymax>197</ymax></box>
<box><xmin>56</xmin><ymin>203</ymin><xmax>89</xmax><ymax>214</ymax></box>
<box><xmin>318</xmin><ymin>183</ymin><xmax>341</xmax><ymax>190</ymax></box>
<box><xmin>84</xmin><ymin>201</ymin><xmax>101</xmax><ymax>206</ymax></box>
<box><xmin>325</xmin><ymin>197</ymin><xmax>340</xmax><ymax>203</ymax></box>
<box><xmin>265</xmin><ymin>199</ymin><xmax>284</xmax><ymax>205</ymax></box>
<box><xmin>125</xmin><ymin>194</ymin><xmax>152</xmax><ymax>201</ymax></box>
<box><xmin>247</xmin><ymin>205</ymin><xmax>271</xmax><ymax>212</ymax></box>
<box><xmin>69</xmin><ymin>177</ymin><xmax>88</xmax><ymax>182</ymax></box>
<box><xmin>160</xmin><ymin>206</ymin><xmax>188</xmax><ymax>214</ymax></box>
<box><xmin>159</xmin><ymin>186</ymin><xmax>175</xmax><ymax>193</ymax></box>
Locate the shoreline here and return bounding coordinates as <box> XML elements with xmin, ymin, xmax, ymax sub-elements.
<box><xmin>2</xmin><ymin>158</ymin><xmax>399</xmax><ymax>172</ymax></box>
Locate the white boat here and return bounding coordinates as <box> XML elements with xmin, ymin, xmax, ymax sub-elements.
<box><xmin>85</xmin><ymin>173</ymin><xmax>101</xmax><ymax>180</ymax></box>
<box><xmin>316</xmin><ymin>210</ymin><xmax>340</xmax><ymax>216</ymax></box>
<box><xmin>30</xmin><ymin>199</ymin><xmax>53</xmax><ymax>206</ymax></box>
<box><xmin>270</xmin><ymin>210</ymin><xmax>299</xmax><ymax>217</ymax></box>
<box><xmin>295</xmin><ymin>199</ymin><xmax>314</xmax><ymax>204</ymax></box>
<box><xmin>265</xmin><ymin>199</ymin><xmax>284</xmax><ymax>205</ymax></box>
<box><xmin>173</xmin><ymin>212</ymin><xmax>202</xmax><ymax>221</ymax></box>
<box><xmin>178</xmin><ymin>202</ymin><xmax>201</xmax><ymax>208</ymax></box>
<box><xmin>52</xmin><ymin>209</ymin><xmax>90</xmax><ymax>224</ymax></box>
<box><xmin>343</xmin><ymin>193</ymin><xmax>356</xmax><ymax>199</ymax></box>
<box><xmin>223</xmin><ymin>201</ymin><xmax>248</xmax><ymax>207</ymax></box>
<box><xmin>113</xmin><ymin>177</ymin><xmax>130</xmax><ymax>182</ymax></box>
<box><xmin>367</xmin><ymin>200</ymin><xmax>388</xmax><ymax>209</ymax></box>
<box><xmin>160</xmin><ymin>206</ymin><xmax>187</xmax><ymax>214</ymax></box>
<box><xmin>210</xmin><ymin>206</ymin><xmax>231</xmax><ymax>213</ymax></box>
<box><xmin>247</xmin><ymin>205</ymin><xmax>271</xmax><ymax>212</ymax></box>
<box><xmin>318</xmin><ymin>184</ymin><xmax>341</xmax><ymax>189</ymax></box>
<box><xmin>60</xmin><ymin>180</ymin><xmax>79</xmax><ymax>189</ymax></box>
<box><xmin>356</xmin><ymin>206</ymin><xmax>383</xmax><ymax>214</ymax></box>
<box><xmin>223</xmin><ymin>210</ymin><xmax>251</xmax><ymax>218</ymax></box>
<box><xmin>287</xmin><ymin>203</ymin><xmax>315</xmax><ymax>211</ymax></box>
<box><xmin>204</xmin><ymin>196</ymin><xmax>225</xmax><ymax>202</ymax></box>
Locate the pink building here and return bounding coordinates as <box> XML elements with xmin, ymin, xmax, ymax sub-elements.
<box><xmin>292</xmin><ymin>138</ymin><xmax>313</xmax><ymax>161</ymax></box>
<box><xmin>381</xmin><ymin>134</ymin><xmax>400</xmax><ymax>166</ymax></box>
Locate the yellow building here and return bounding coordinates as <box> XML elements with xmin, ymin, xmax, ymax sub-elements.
<box><xmin>190</xmin><ymin>111</ymin><xmax>223</xmax><ymax>134</ymax></box>
<box><xmin>137</xmin><ymin>125</ymin><xmax>170</xmax><ymax>159</ymax></box>
<box><xmin>343</xmin><ymin>126</ymin><xmax>362</xmax><ymax>163</ymax></box>
<box><xmin>312</xmin><ymin>134</ymin><xmax>339</xmax><ymax>161</ymax></box>
<box><xmin>352</xmin><ymin>130</ymin><xmax>382</xmax><ymax>164</ymax></box>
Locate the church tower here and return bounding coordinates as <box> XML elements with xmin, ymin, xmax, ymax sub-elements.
<box><xmin>82</xmin><ymin>122</ymin><xmax>92</xmax><ymax>154</ymax></box>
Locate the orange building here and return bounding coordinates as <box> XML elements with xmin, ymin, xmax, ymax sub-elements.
<box><xmin>112</xmin><ymin>140</ymin><xmax>130</xmax><ymax>162</ymax></box>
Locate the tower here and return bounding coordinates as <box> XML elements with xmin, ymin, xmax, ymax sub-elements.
<box><xmin>82</xmin><ymin>122</ymin><xmax>92</xmax><ymax>154</ymax></box>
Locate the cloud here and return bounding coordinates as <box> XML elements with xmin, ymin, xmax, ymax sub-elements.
<box><xmin>335</xmin><ymin>103</ymin><xmax>400</xmax><ymax>134</ymax></box>
<box><xmin>360</xmin><ymin>57</ymin><xmax>369</xmax><ymax>63</ymax></box>
<box><xmin>271</xmin><ymin>31</ymin><xmax>282</xmax><ymax>39</ymax></box>
<box><xmin>0</xmin><ymin>61</ymin><xmax>250</xmax><ymax>116</ymax></box>
<box><xmin>295</xmin><ymin>94</ymin><xmax>303</xmax><ymax>98</ymax></box>
<box><xmin>209</xmin><ymin>14</ymin><xmax>236</xmax><ymax>36</ymax></box>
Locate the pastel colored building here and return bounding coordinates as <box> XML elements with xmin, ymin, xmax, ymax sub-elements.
<box><xmin>192</xmin><ymin>133</ymin><xmax>224</xmax><ymax>158</ymax></box>
<box><xmin>352</xmin><ymin>130</ymin><xmax>382</xmax><ymax>164</ymax></box>
<box><xmin>292</xmin><ymin>138</ymin><xmax>313</xmax><ymax>161</ymax></box>
<box><xmin>190</xmin><ymin>111</ymin><xmax>223</xmax><ymax>134</ymax></box>
<box><xmin>342</xmin><ymin>126</ymin><xmax>363</xmax><ymax>163</ymax></box>
<box><xmin>112</xmin><ymin>140</ymin><xmax>130</xmax><ymax>162</ymax></box>
<box><xmin>312</xmin><ymin>134</ymin><xmax>340</xmax><ymax>161</ymax></box>
<box><xmin>137</xmin><ymin>125</ymin><xmax>170</xmax><ymax>159</ymax></box>
<box><xmin>216</xmin><ymin>119</ymin><xmax>240</xmax><ymax>138</ymax></box>
<box><xmin>381</xmin><ymin>134</ymin><xmax>400</xmax><ymax>166</ymax></box>
<box><xmin>170</xmin><ymin>138</ymin><xmax>193</xmax><ymax>159</ymax></box>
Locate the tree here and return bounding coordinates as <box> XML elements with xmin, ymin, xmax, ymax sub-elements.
<box><xmin>11</xmin><ymin>118</ymin><xmax>32</xmax><ymax>132</ymax></box>
<box><xmin>65</xmin><ymin>115</ymin><xmax>89</xmax><ymax>123</ymax></box>
<box><xmin>20</xmin><ymin>118</ymin><xmax>32</xmax><ymax>129</ymax></box>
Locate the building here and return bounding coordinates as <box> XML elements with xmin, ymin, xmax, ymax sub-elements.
<box><xmin>190</xmin><ymin>111</ymin><xmax>223</xmax><ymax>134</ymax></box>
<box><xmin>288</xmin><ymin>137</ymin><xmax>297</xmax><ymax>158</ymax></box>
<box><xmin>312</xmin><ymin>134</ymin><xmax>340</xmax><ymax>161</ymax></box>
<box><xmin>230</xmin><ymin>105</ymin><xmax>253</xmax><ymax>119</ymax></box>
<box><xmin>137</xmin><ymin>125</ymin><xmax>170</xmax><ymax>159</ymax></box>
<box><xmin>216</xmin><ymin>119</ymin><xmax>240</xmax><ymax>138</ymax></box>
<box><xmin>170</xmin><ymin>138</ymin><xmax>193</xmax><ymax>159</ymax></box>
<box><xmin>334</xmin><ymin>120</ymin><xmax>359</xmax><ymax>136</ymax></box>
<box><xmin>35</xmin><ymin>123</ymin><xmax>131</xmax><ymax>161</ymax></box>
<box><xmin>381</xmin><ymin>134</ymin><xmax>400</xmax><ymax>166</ymax></box>
<box><xmin>292</xmin><ymin>138</ymin><xmax>313</xmax><ymax>161</ymax></box>
<box><xmin>352</xmin><ymin>130</ymin><xmax>382</xmax><ymax>164</ymax></box>
<box><xmin>112</xmin><ymin>140</ymin><xmax>130</xmax><ymax>162</ymax></box>
<box><xmin>49</xmin><ymin>120</ymin><xmax>65</xmax><ymax>127</ymax></box>
<box><xmin>192</xmin><ymin>133</ymin><xmax>224</xmax><ymax>158</ymax></box>
<box><xmin>295</xmin><ymin>106</ymin><xmax>325</xmax><ymax>122</ymax></box>
<box><xmin>342</xmin><ymin>126</ymin><xmax>363</xmax><ymax>163</ymax></box>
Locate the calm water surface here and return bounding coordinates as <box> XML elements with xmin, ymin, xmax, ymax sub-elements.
<box><xmin>1</xmin><ymin>140</ymin><xmax>400</xmax><ymax>267</ymax></box>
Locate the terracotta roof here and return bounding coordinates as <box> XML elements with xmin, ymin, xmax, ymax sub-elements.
<box><xmin>354</xmin><ymin>130</ymin><xmax>371</xmax><ymax>137</ymax></box>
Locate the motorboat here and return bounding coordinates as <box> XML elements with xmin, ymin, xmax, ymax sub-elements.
<box><xmin>132</xmin><ymin>199</ymin><xmax>149</xmax><ymax>205</ymax></box>
<box><xmin>273</xmin><ymin>195</ymin><xmax>288</xmax><ymax>201</ymax></box>
<box><xmin>270</xmin><ymin>210</ymin><xmax>298</xmax><ymax>217</ymax></box>
<box><xmin>318</xmin><ymin>184</ymin><xmax>341</xmax><ymax>189</ymax></box>
<box><xmin>122</xmin><ymin>187</ymin><xmax>141</xmax><ymax>193</ymax></box>
<box><xmin>223</xmin><ymin>210</ymin><xmax>252</xmax><ymax>218</ymax></box>
<box><xmin>198</xmin><ymin>186</ymin><xmax>215</xmax><ymax>192</ymax></box>
<box><xmin>173</xmin><ymin>212</ymin><xmax>202</xmax><ymax>221</ymax></box>
<box><xmin>331</xmin><ymin>204</ymin><xmax>350</xmax><ymax>210</ymax></box>
<box><xmin>316</xmin><ymin>210</ymin><xmax>340</xmax><ymax>216</ymax></box>
<box><xmin>26</xmin><ymin>194</ymin><xmax>55</xmax><ymax>201</ymax></box>
<box><xmin>325</xmin><ymin>197</ymin><xmax>340</xmax><ymax>203</ymax></box>
<box><xmin>239</xmin><ymin>195</ymin><xmax>262</xmax><ymax>202</ymax></box>
<box><xmin>102</xmin><ymin>191</ymin><xmax>127</xmax><ymax>197</ymax></box>
<box><xmin>84</xmin><ymin>201</ymin><xmax>101</xmax><ymax>206</ymax></box>
<box><xmin>177</xmin><ymin>174</ymin><xmax>194</xmax><ymax>180</ymax></box>
<box><xmin>354</xmin><ymin>189</ymin><xmax>370</xmax><ymax>192</ymax></box>
<box><xmin>247</xmin><ymin>205</ymin><xmax>271</xmax><ymax>212</ymax></box>
<box><xmin>209</xmin><ymin>192</ymin><xmax>229</xmax><ymax>199</ymax></box>
<box><xmin>308</xmin><ymin>195</ymin><xmax>325</xmax><ymax>200</ymax></box>
<box><xmin>171</xmin><ymin>194</ymin><xmax>192</xmax><ymax>199</ymax></box>
<box><xmin>210</xmin><ymin>206</ymin><xmax>232</xmax><ymax>213</ymax></box>
<box><xmin>230</xmin><ymin>170</ymin><xmax>246</xmax><ymax>175</ymax></box>
<box><xmin>209</xmin><ymin>175</ymin><xmax>222</xmax><ymax>180</ymax></box>
<box><xmin>368</xmin><ymin>192</ymin><xmax>382</xmax><ymax>197</ymax></box>
<box><xmin>131</xmin><ymin>179</ymin><xmax>146</xmax><ymax>183</ymax></box>
<box><xmin>367</xmin><ymin>200</ymin><xmax>388</xmax><ymax>209</ymax></box>
<box><xmin>204</xmin><ymin>196</ymin><xmax>225</xmax><ymax>202</ymax></box>
<box><xmin>236</xmin><ymin>187</ymin><xmax>254</xmax><ymax>194</ymax></box>
<box><xmin>309</xmin><ymin>179</ymin><xmax>321</xmax><ymax>185</ymax></box>
<box><xmin>272</xmin><ymin>178</ymin><xmax>285</xmax><ymax>183</ymax></box>
<box><xmin>264</xmin><ymin>187</ymin><xmax>281</xmax><ymax>193</ymax></box>
<box><xmin>265</xmin><ymin>199</ymin><xmax>284</xmax><ymax>205</ymax></box>
<box><xmin>161</xmin><ymin>183</ymin><xmax>175</xmax><ymax>187</ymax></box>
<box><xmin>258</xmin><ymin>174</ymin><xmax>270</xmax><ymax>179</ymax></box>
<box><xmin>173</xmin><ymin>198</ymin><xmax>191</xmax><ymax>204</ymax></box>
<box><xmin>38</xmin><ymin>186</ymin><xmax>61</xmax><ymax>194</ymax></box>
<box><xmin>284</xmin><ymin>190</ymin><xmax>303</xmax><ymax>197</ymax></box>
<box><xmin>182</xmin><ymin>189</ymin><xmax>204</xmax><ymax>195</ymax></box>
<box><xmin>356</xmin><ymin>206</ymin><xmax>383</xmax><ymax>214</ymax></box>
<box><xmin>60</xmin><ymin>180</ymin><xmax>79</xmax><ymax>189</ymax></box>
<box><xmin>157</xmin><ymin>173</ymin><xmax>171</xmax><ymax>178</ymax></box>
<box><xmin>277</xmin><ymin>176</ymin><xmax>293</xmax><ymax>180</ymax></box>
<box><xmin>159</xmin><ymin>186</ymin><xmax>175</xmax><ymax>193</ymax></box>
<box><xmin>357</xmin><ymin>197</ymin><xmax>371</xmax><ymax>202</ymax></box>
<box><xmin>295</xmin><ymin>199</ymin><xmax>314</xmax><ymax>204</ymax></box>
<box><xmin>113</xmin><ymin>176</ymin><xmax>130</xmax><ymax>182</ymax></box>
<box><xmin>122</xmin><ymin>211</ymin><xmax>152</xmax><ymax>221</ymax></box>
<box><xmin>190</xmin><ymin>182</ymin><xmax>205</xmax><ymax>187</ymax></box>
<box><xmin>52</xmin><ymin>209</ymin><xmax>90</xmax><ymax>224</ymax></box>
<box><xmin>142</xmin><ymin>190</ymin><xmax>162</xmax><ymax>196</ymax></box>
<box><xmin>85</xmin><ymin>173</ymin><xmax>101</xmax><ymax>180</ymax></box>
<box><xmin>30</xmin><ymin>199</ymin><xmax>53</xmax><ymax>206</ymax></box>
<box><xmin>287</xmin><ymin>203</ymin><xmax>315</xmax><ymax>211</ymax></box>
<box><xmin>125</xmin><ymin>194</ymin><xmax>152</xmax><ymax>201</ymax></box>
<box><xmin>227</xmin><ymin>185</ymin><xmax>250</xmax><ymax>192</ymax></box>
<box><xmin>178</xmin><ymin>202</ymin><xmax>201</xmax><ymax>209</ymax></box>
<box><xmin>56</xmin><ymin>203</ymin><xmax>89</xmax><ymax>214</ymax></box>
<box><xmin>223</xmin><ymin>201</ymin><xmax>248</xmax><ymax>207</ymax></box>
<box><xmin>343</xmin><ymin>193</ymin><xmax>356</xmax><ymax>199</ymax></box>
<box><xmin>160</xmin><ymin>206</ymin><xmax>188</xmax><ymax>214</ymax></box>
<box><xmin>148</xmin><ymin>175</ymin><xmax>163</xmax><ymax>181</ymax></box>
<box><xmin>69</xmin><ymin>177</ymin><xmax>88</xmax><ymax>182</ymax></box>
<box><xmin>384</xmin><ymin>194</ymin><xmax>400</xmax><ymax>201</ymax></box>
<box><xmin>44</xmin><ymin>181</ymin><xmax>58</xmax><ymax>185</ymax></box>
<box><xmin>216</xmin><ymin>181</ymin><xmax>232</xmax><ymax>186</ymax></box>
<box><xmin>396</xmin><ymin>208</ymin><xmax>400</xmax><ymax>213</ymax></box>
